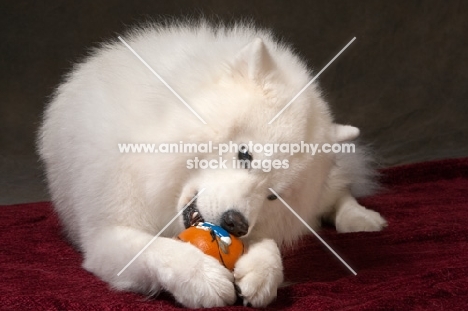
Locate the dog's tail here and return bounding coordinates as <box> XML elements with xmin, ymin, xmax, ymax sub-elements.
<box><xmin>336</xmin><ymin>141</ymin><xmax>381</xmax><ymax>198</ymax></box>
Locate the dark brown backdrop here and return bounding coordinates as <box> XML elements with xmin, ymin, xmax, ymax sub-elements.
<box><xmin>1</xmin><ymin>0</ymin><xmax>467</xmax><ymax>203</ymax></box>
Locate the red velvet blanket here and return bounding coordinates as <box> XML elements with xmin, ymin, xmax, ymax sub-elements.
<box><xmin>2</xmin><ymin>159</ymin><xmax>468</xmax><ymax>310</ymax></box>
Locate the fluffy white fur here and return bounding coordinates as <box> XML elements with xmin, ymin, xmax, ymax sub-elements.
<box><xmin>38</xmin><ymin>21</ymin><xmax>387</xmax><ymax>308</ymax></box>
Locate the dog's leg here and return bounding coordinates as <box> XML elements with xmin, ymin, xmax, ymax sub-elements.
<box><xmin>82</xmin><ymin>226</ymin><xmax>237</xmax><ymax>308</ymax></box>
<box><xmin>233</xmin><ymin>238</ymin><xmax>283</xmax><ymax>307</ymax></box>
<box><xmin>333</xmin><ymin>192</ymin><xmax>387</xmax><ymax>233</ymax></box>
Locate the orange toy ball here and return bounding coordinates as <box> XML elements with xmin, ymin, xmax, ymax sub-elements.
<box><xmin>178</xmin><ymin>223</ymin><xmax>245</xmax><ymax>271</ymax></box>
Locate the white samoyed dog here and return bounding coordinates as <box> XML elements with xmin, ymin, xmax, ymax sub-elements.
<box><xmin>38</xmin><ymin>21</ymin><xmax>387</xmax><ymax>308</ymax></box>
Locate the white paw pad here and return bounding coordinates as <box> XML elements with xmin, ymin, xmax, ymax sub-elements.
<box><xmin>336</xmin><ymin>206</ymin><xmax>387</xmax><ymax>233</ymax></box>
<box><xmin>233</xmin><ymin>239</ymin><xmax>283</xmax><ymax>307</ymax></box>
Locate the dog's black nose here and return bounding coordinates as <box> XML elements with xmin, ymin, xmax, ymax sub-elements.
<box><xmin>220</xmin><ymin>210</ymin><xmax>249</xmax><ymax>237</ymax></box>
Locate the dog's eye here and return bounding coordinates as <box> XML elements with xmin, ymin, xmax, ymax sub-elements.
<box><xmin>238</xmin><ymin>145</ymin><xmax>253</xmax><ymax>162</ymax></box>
<box><xmin>267</xmin><ymin>194</ymin><xmax>277</xmax><ymax>201</ymax></box>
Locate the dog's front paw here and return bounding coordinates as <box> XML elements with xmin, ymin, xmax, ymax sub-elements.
<box><xmin>157</xmin><ymin>242</ymin><xmax>236</xmax><ymax>308</ymax></box>
<box><xmin>234</xmin><ymin>239</ymin><xmax>283</xmax><ymax>307</ymax></box>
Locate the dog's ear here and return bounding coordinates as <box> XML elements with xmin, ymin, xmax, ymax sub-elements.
<box><xmin>334</xmin><ymin>124</ymin><xmax>360</xmax><ymax>142</ymax></box>
<box><xmin>231</xmin><ymin>38</ymin><xmax>275</xmax><ymax>82</ymax></box>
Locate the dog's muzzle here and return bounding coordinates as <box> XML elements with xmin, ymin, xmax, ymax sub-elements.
<box><xmin>182</xmin><ymin>199</ymin><xmax>249</xmax><ymax>237</ymax></box>
<box><xmin>220</xmin><ymin>209</ymin><xmax>249</xmax><ymax>237</ymax></box>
